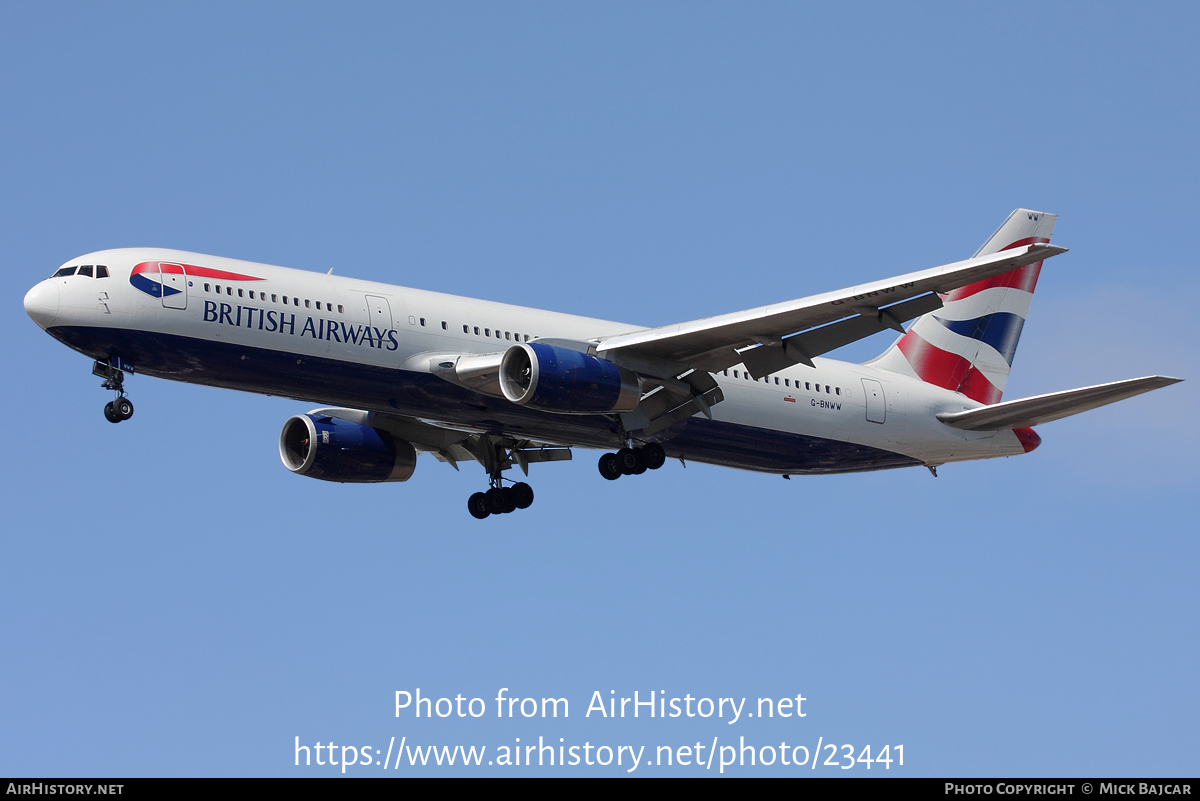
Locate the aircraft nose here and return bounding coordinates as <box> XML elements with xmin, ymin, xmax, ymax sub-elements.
<box><xmin>24</xmin><ymin>280</ymin><xmax>59</xmax><ymax>328</ymax></box>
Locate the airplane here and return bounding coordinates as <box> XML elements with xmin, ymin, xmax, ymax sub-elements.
<box><xmin>23</xmin><ymin>209</ymin><xmax>1181</xmax><ymax>519</ymax></box>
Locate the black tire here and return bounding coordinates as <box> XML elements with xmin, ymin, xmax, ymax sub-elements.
<box><xmin>103</xmin><ymin>402</ymin><xmax>121</xmax><ymax>424</ymax></box>
<box><xmin>598</xmin><ymin>452</ymin><xmax>622</xmax><ymax>481</ymax></box>
<box><xmin>485</xmin><ymin>487</ymin><xmax>508</xmax><ymax>514</ymax></box>
<box><xmin>468</xmin><ymin>492</ymin><xmax>490</xmax><ymax>519</ymax></box>
<box><xmin>642</xmin><ymin>442</ymin><xmax>667</xmax><ymax>470</ymax></box>
<box><xmin>617</xmin><ymin>447</ymin><xmax>641</xmax><ymax>475</ymax></box>
<box><xmin>511</xmin><ymin>482</ymin><xmax>534</xmax><ymax>509</ymax></box>
<box><xmin>116</xmin><ymin>398</ymin><xmax>134</xmax><ymax>420</ymax></box>
<box><xmin>500</xmin><ymin>488</ymin><xmax>518</xmax><ymax>513</ymax></box>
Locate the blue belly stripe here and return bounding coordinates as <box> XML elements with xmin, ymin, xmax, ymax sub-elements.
<box><xmin>46</xmin><ymin>325</ymin><xmax>920</xmax><ymax>475</ymax></box>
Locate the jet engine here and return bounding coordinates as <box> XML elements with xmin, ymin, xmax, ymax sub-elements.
<box><xmin>279</xmin><ymin>413</ymin><xmax>416</xmax><ymax>482</ymax></box>
<box><xmin>499</xmin><ymin>342</ymin><xmax>640</xmax><ymax>414</ymax></box>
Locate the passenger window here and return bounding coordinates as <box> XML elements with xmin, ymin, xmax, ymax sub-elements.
<box><xmin>806</xmin><ymin>382</ymin><xmax>811</xmax><ymax>390</ymax></box>
<box><xmin>337</xmin><ymin>305</ymin><xmax>343</xmax><ymax>313</ymax></box>
<box><xmin>215</xmin><ymin>285</ymin><xmax>222</xmax><ymax>293</ymax></box>
<box><xmin>227</xmin><ymin>287</ymin><xmax>232</xmax><ymax>296</ymax></box>
<box><xmin>475</xmin><ymin>327</ymin><xmax>480</xmax><ymax>335</ymax></box>
<box><xmin>784</xmin><ymin>379</ymin><xmax>790</xmax><ymax>387</ymax></box>
<box><xmin>485</xmin><ymin>328</ymin><xmax>490</xmax><ymax>336</ymax></box>
<box><xmin>733</xmin><ymin>370</ymin><xmax>739</xmax><ymax>378</ymax></box>
<box><xmin>272</xmin><ymin>294</ymin><xmax>278</xmax><ymax>303</ymax></box>
<box><xmin>505</xmin><ymin>332</ymin><xmax>511</xmax><ymax>340</ymax></box>
<box><xmin>249</xmin><ymin>291</ymin><xmax>255</xmax><ymax>299</ymax></box>
<box><xmin>78</xmin><ymin>265</ymin><xmax>93</xmax><ymax>277</ymax></box>
<box><xmin>96</xmin><ymin>266</ymin><xmax>109</xmax><ymax>278</ymax></box>
<box><xmin>304</xmin><ymin>299</ymin><xmax>311</xmax><ymax>308</ymax></box>
<box><xmin>825</xmin><ymin>385</ymin><xmax>830</xmax><ymax>393</ymax></box>
<box><xmin>524</xmin><ymin>335</ymin><xmax>530</xmax><ymax>342</ymax></box>
<box><xmin>420</xmin><ymin>318</ymin><xmax>426</xmax><ymax>326</ymax></box>
<box><xmin>442</xmin><ymin>321</ymin><xmax>447</xmax><ymax>330</ymax></box>
<box><xmin>463</xmin><ymin>325</ymin><xmax>469</xmax><ymax>333</ymax></box>
<box><xmin>238</xmin><ymin>288</ymin><xmax>244</xmax><ymax>298</ymax></box>
<box><xmin>836</xmin><ymin>387</ymin><xmax>840</xmax><ymax>395</ymax></box>
<box><xmin>775</xmin><ymin>377</ymin><xmax>780</xmax><ymax>385</ymax></box>
<box><xmin>204</xmin><ymin>283</ymin><xmax>211</xmax><ymax>292</ymax></box>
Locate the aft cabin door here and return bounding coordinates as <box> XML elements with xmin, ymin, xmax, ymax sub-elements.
<box><xmin>160</xmin><ymin>263</ymin><xmax>187</xmax><ymax>310</ymax></box>
<box><xmin>862</xmin><ymin>378</ymin><xmax>886</xmax><ymax>424</ymax></box>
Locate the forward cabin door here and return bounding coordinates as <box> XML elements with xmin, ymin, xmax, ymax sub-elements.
<box><xmin>160</xmin><ymin>262</ymin><xmax>188</xmax><ymax>310</ymax></box>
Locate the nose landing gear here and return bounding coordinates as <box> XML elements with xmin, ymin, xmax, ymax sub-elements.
<box><xmin>94</xmin><ymin>361</ymin><xmax>134</xmax><ymax>424</ymax></box>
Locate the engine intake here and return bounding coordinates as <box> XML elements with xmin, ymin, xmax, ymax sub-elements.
<box><xmin>279</xmin><ymin>414</ymin><xmax>416</xmax><ymax>483</ymax></box>
<box><xmin>499</xmin><ymin>342</ymin><xmax>640</xmax><ymax>414</ymax></box>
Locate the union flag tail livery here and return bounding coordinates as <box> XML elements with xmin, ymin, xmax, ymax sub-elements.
<box><xmin>869</xmin><ymin>209</ymin><xmax>1057</xmax><ymax>404</ymax></box>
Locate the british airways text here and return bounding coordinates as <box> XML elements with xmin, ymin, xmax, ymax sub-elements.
<box><xmin>202</xmin><ymin>301</ymin><xmax>399</xmax><ymax>350</ymax></box>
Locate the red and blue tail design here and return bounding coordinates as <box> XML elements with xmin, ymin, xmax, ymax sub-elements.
<box><xmin>129</xmin><ymin>261</ymin><xmax>263</xmax><ymax>298</ymax></box>
<box><xmin>868</xmin><ymin>209</ymin><xmax>1057</xmax><ymax>404</ymax></box>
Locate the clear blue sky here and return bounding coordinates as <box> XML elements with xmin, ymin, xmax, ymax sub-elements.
<box><xmin>3</xmin><ymin>2</ymin><xmax>1196</xmax><ymax>777</ymax></box>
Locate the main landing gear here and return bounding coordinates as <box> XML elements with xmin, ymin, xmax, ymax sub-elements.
<box><xmin>466</xmin><ymin>436</ymin><xmax>539</xmax><ymax>520</ymax></box>
<box><xmin>94</xmin><ymin>361</ymin><xmax>134</xmax><ymax>424</ymax></box>
<box><xmin>598</xmin><ymin>442</ymin><xmax>666</xmax><ymax>480</ymax></box>
<box><xmin>467</xmin><ymin>480</ymin><xmax>535</xmax><ymax>520</ymax></box>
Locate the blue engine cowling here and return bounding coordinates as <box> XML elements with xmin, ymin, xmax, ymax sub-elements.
<box><xmin>499</xmin><ymin>342</ymin><xmax>640</xmax><ymax>413</ymax></box>
<box><xmin>279</xmin><ymin>413</ymin><xmax>416</xmax><ymax>482</ymax></box>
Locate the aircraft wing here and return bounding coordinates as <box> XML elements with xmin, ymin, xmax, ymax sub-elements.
<box><xmin>308</xmin><ymin>407</ymin><xmax>572</xmax><ymax>474</ymax></box>
<box><xmin>934</xmin><ymin>376</ymin><xmax>1183</xmax><ymax>431</ymax></box>
<box><xmin>595</xmin><ymin>243</ymin><xmax>1066</xmax><ymax>379</ymax></box>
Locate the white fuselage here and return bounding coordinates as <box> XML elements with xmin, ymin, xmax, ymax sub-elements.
<box><xmin>25</xmin><ymin>248</ymin><xmax>1028</xmax><ymax>474</ymax></box>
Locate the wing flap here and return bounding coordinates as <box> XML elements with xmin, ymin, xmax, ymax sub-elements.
<box><xmin>740</xmin><ymin>292</ymin><xmax>944</xmax><ymax>379</ymax></box>
<box><xmin>935</xmin><ymin>376</ymin><xmax>1183</xmax><ymax>431</ymax></box>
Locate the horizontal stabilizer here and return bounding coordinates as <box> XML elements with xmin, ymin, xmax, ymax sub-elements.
<box><xmin>935</xmin><ymin>376</ymin><xmax>1183</xmax><ymax>431</ymax></box>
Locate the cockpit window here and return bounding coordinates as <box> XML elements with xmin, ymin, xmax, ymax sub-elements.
<box><xmin>96</xmin><ymin>265</ymin><xmax>109</xmax><ymax>278</ymax></box>
<box><xmin>52</xmin><ymin>266</ymin><xmax>77</xmax><ymax>277</ymax></box>
<box><xmin>78</xmin><ymin>265</ymin><xmax>94</xmax><ymax>277</ymax></box>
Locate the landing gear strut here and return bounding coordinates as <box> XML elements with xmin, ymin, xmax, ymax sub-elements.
<box><xmin>94</xmin><ymin>361</ymin><xmax>134</xmax><ymax>424</ymax></box>
<box><xmin>599</xmin><ymin>442</ymin><xmax>666</xmax><ymax>480</ymax></box>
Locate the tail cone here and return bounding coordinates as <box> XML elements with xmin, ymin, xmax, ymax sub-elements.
<box><xmin>1013</xmin><ymin>427</ymin><xmax>1041</xmax><ymax>453</ymax></box>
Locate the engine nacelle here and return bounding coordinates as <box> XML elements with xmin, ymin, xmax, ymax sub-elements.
<box><xmin>279</xmin><ymin>413</ymin><xmax>416</xmax><ymax>483</ymax></box>
<box><xmin>499</xmin><ymin>342</ymin><xmax>640</xmax><ymax>413</ymax></box>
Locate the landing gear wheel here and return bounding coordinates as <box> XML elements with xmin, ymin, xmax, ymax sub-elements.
<box><xmin>468</xmin><ymin>492</ymin><xmax>491</xmax><ymax>520</ymax></box>
<box><xmin>485</xmin><ymin>487</ymin><xmax>508</xmax><ymax>515</ymax></box>
<box><xmin>511</xmin><ymin>482</ymin><xmax>535</xmax><ymax>509</ymax></box>
<box><xmin>104</xmin><ymin>402</ymin><xmax>121</xmax><ymax>424</ymax></box>
<box><xmin>642</xmin><ymin>442</ymin><xmax>666</xmax><ymax>470</ymax></box>
<box><xmin>499</xmin><ymin>488</ymin><xmax>517</xmax><ymax>514</ymax></box>
<box><xmin>617</xmin><ymin>447</ymin><xmax>642</xmax><ymax>475</ymax></box>
<box><xmin>598</xmin><ymin>452</ymin><xmax>622</xmax><ymax>481</ymax></box>
<box><xmin>115</xmin><ymin>398</ymin><xmax>134</xmax><ymax>420</ymax></box>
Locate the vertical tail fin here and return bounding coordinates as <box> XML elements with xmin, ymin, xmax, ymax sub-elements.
<box><xmin>868</xmin><ymin>209</ymin><xmax>1057</xmax><ymax>404</ymax></box>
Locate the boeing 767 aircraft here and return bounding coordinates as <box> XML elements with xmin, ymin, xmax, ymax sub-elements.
<box><xmin>23</xmin><ymin>209</ymin><xmax>1180</xmax><ymax>518</ymax></box>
